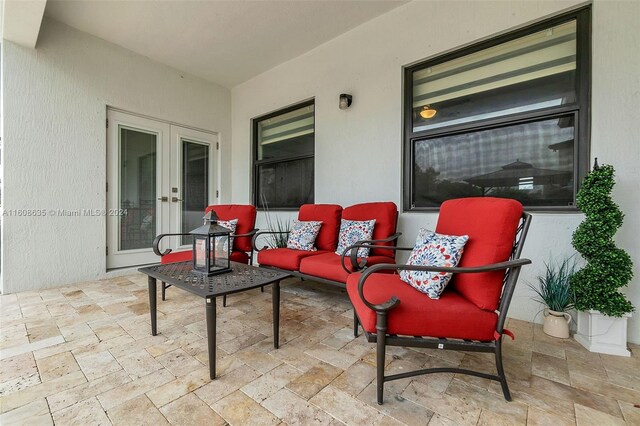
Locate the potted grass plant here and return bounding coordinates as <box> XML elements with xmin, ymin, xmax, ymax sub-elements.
<box><xmin>529</xmin><ymin>258</ymin><xmax>577</xmax><ymax>338</ymax></box>
<box><xmin>264</xmin><ymin>214</ymin><xmax>290</xmax><ymax>248</ymax></box>
<box><xmin>260</xmin><ymin>195</ymin><xmax>290</xmax><ymax>249</ymax></box>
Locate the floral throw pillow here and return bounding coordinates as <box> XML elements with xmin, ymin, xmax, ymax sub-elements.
<box><xmin>286</xmin><ymin>220</ymin><xmax>323</xmax><ymax>251</ymax></box>
<box><xmin>213</xmin><ymin>218</ymin><xmax>238</xmax><ymax>254</ymax></box>
<box><xmin>399</xmin><ymin>228</ymin><xmax>469</xmax><ymax>299</ymax></box>
<box><xmin>335</xmin><ymin>219</ymin><xmax>376</xmax><ymax>258</ymax></box>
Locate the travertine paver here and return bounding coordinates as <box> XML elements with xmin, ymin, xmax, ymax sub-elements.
<box><xmin>262</xmin><ymin>388</ymin><xmax>333</xmax><ymax>425</ymax></box>
<box><xmin>0</xmin><ymin>274</ymin><xmax>638</xmax><ymax>425</ymax></box>
<box><xmin>51</xmin><ymin>397</ymin><xmax>110</xmax><ymax>426</ymax></box>
<box><xmin>286</xmin><ymin>361</ymin><xmax>343</xmax><ymax>400</ymax></box>
<box><xmin>106</xmin><ymin>394</ymin><xmax>169</xmax><ymax>425</ymax></box>
<box><xmin>211</xmin><ymin>390</ymin><xmax>280</xmax><ymax>425</ymax></box>
<box><xmin>159</xmin><ymin>393</ymin><xmax>226</xmax><ymax>426</ymax></box>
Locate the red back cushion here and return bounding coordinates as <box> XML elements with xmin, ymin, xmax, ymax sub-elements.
<box><xmin>342</xmin><ymin>202</ymin><xmax>398</xmax><ymax>257</ymax></box>
<box><xmin>298</xmin><ymin>204</ymin><xmax>343</xmax><ymax>251</ymax></box>
<box><xmin>435</xmin><ymin>197</ymin><xmax>523</xmax><ymax>311</ymax></box>
<box><xmin>206</xmin><ymin>204</ymin><xmax>257</xmax><ymax>253</ymax></box>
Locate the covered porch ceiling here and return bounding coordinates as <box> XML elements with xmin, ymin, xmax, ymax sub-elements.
<box><xmin>33</xmin><ymin>0</ymin><xmax>408</xmax><ymax>88</ymax></box>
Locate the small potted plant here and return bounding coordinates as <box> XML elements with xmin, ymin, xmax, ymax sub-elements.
<box><xmin>530</xmin><ymin>258</ymin><xmax>577</xmax><ymax>338</ymax></box>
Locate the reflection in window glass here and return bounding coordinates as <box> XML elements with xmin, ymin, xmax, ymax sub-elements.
<box><xmin>412</xmin><ymin>20</ymin><xmax>576</xmax><ymax>132</ymax></box>
<box><xmin>181</xmin><ymin>141</ymin><xmax>209</xmax><ymax>245</ymax></box>
<box><xmin>258</xmin><ymin>105</ymin><xmax>315</xmax><ymax>160</ymax></box>
<box><xmin>254</xmin><ymin>101</ymin><xmax>315</xmax><ymax>209</ymax></box>
<box><xmin>257</xmin><ymin>158</ymin><xmax>314</xmax><ymax>209</ymax></box>
<box><xmin>412</xmin><ymin>116</ymin><xmax>575</xmax><ymax>207</ymax></box>
<box><xmin>119</xmin><ymin>127</ymin><xmax>156</xmax><ymax>250</ymax></box>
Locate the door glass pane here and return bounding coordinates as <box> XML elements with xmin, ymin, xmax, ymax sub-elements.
<box><xmin>257</xmin><ymin>157</ymin><xmax>314</xmax><ymax>209</ymax></box>
<box><xmin>412</xmin><ymin>20</ymin><xmax>577</xmax><ymax>132</ymax></box>
<box><xmin>182</xmin><ymin>141</ymin><xmax>209</xmax><ymax>245</ymax></box>
<box><xmin>119</xmin><ymin>127</ymin><xmax>157</xmax><ymax>250</ymax></box>
<box><xmin>412</xmin><ymin>115</ymin><xmax>575</xmax><ymax>207</ymax></box>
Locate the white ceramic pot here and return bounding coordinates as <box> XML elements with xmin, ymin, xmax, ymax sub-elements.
<box><xmin>575</xmin><ymin>310</ymin><xmax>631</xmax><ymax>357</ymax></box>
<box><xmin>543</xmin><ymin>309</ymin><xmax>571</xmax><ymax>339</ymax></box>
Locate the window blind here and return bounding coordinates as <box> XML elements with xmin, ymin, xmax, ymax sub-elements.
<box><xmin>258</xmin><ymin>104</ymin><xmax>315</xmax><ymax>146</ymax></box>
<box><xmin>412</xmin><ymin>20</ymin><xmax>576</xmax><ymax>108</ymax></box>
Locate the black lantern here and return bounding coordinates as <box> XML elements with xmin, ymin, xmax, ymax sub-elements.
<box><xmin>190</xmin><ymin>211</ymin><xmax>232</xmax><ymax>276</ymax></box>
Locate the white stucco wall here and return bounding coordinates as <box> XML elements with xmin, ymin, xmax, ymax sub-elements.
<box><xmin>231</xmin><ymin>0</ymin><xmax>640</xmax><ymax>343</ymax></box>
<box><xmin>1</xmin><ymin>18</ymin><xmax>231</xmax><ymax>293</ymax></box>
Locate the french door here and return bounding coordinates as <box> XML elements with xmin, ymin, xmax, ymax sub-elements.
<box><xmin>106</xmin><ymin>109</ymin><xmax>218</xmax><ymax>269</ymax></box>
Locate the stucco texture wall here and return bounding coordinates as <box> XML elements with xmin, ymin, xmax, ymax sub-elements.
<box><xmin>1</xmin><ymin>18</ymin><xmax>231</xmax><ymax>293</ymax></box>
<box><xmin>231</xmin><ymin>0</ymin><xmax>640</xmax><ymax>343</ymax></box>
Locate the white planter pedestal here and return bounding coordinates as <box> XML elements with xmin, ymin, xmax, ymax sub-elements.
<box><xmin>574</xmin><ymin>310</ymin><xmax>631</xmax><ymax>357</ymax></box>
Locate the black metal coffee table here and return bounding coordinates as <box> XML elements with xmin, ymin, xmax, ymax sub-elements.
<box><xmin>139</xmin><ymin>261</ymin><xmax>291</xmax><ymax>379</ymax></box>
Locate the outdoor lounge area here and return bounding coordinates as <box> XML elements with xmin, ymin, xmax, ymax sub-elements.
<box><xmin>1</xmin><ymin>0</ymin><xmax>640</xmax><ymax>425</ymax></box>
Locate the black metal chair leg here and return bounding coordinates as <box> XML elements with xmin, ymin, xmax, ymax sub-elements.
<box><xmin>161</xmin><ymin>282</ymin><xmax>166</xmax><ymax>301</ymax></box>
<box><xmin>261</xmin><ymin>286</ymin><xmax>264</xmax><ymax>293</ymax></box>
<box><xmin>354</xmin><ymin>311</ymin><xmax>359</xmax><ymax>337</ymax></box>
<box><xmin>376</xmin><ymin>312</ymin><xmax>388</xmax><ymax>405</ymax></box>
<box><xmin>223</xmin><ymin>295</ymin><xmax>227</xmax><ymax>307</ymax></box>
<box><xmin>495</xmin><ymin>338</ymin><xmax>512</xmax><ymax>401</ymax></box>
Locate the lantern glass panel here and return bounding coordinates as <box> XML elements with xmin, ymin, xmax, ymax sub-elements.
<box><xmin>210</xmin><ymin>234</ymin><xmax>230</xmax><ymax>272</ymax></box>
<box><xmin>194</xmin><ymin>236</ymin><xmax>207</xmax><ymax>270</ymax></box>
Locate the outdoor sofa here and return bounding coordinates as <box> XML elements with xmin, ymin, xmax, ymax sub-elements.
<box><xmin>253</xmin><ymin>202</ymin><xmax>401</xmax><ymax>286</ymax></box>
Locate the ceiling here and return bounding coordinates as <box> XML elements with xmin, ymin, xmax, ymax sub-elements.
<box><xmin>44</xmin><ymin>0</ymin><xmax>408</xmax><ymax>88</ymax></box>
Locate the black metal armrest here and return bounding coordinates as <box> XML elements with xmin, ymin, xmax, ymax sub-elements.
<box><xmin>356</xmin><ymin>258</ymin><xmax>532</xmax><ymax>313</ymax></box>
<box><xmin>232</xmin><ymin>228</ymin><xmax>258</xmax><ymax>238</ymax></box>
<box><xmin>251</xmin><ymin>230</ymin><xmax>290</xmax><ymax>252</ymax></box>
<box><xmin>344</xmin><ymin>233</ymin><xmax>402</xmax><ymax>273</ymax></box>
<box><xmin>152</xmin><ymin>233</ymin><xmax>193</xmax><ymax>257</ymax></box>
<box><xmin>340</xmin><ymin>241</ymin><xmax>412</xmax><ymax>274</ymax></box>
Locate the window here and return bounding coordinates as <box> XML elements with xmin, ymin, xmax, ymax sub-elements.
<box><xmin>253</xmin><ymin>100</ymin><xmax>314</xmax><ymax>209</ymax></box>
<box><xmin>404</xmin><ymin>7</ymin><xmax>590</xmax><ymax>211</ymax></box>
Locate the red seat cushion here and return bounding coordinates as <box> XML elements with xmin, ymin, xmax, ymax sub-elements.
<box><xmin>347</xmin><ymin>272</ymin><xmax>498</xmax><ymax>341</ymax></box>
<box><xmin>436</xmin><ymin>197</ymin><xmax>523</xmax><ymax>311</ymax></box>
<box><xmin>205</xmin><ymin>205</ymin><xmax>256</xmax><ymax>253</ymax></box>
<box><xmin>299</xmin><ymin>252</ymin><xmax>396</xmax><ymax>284</ymax></box>
<box><xmin>161</xmin><ymin>250</ymin><xmax>192</xmax><ymax>264</ymax></box>
<box><xmin>162</xmin><ymin>249</ymin><xmax>249</xmax><ymax>265</ymax></box>
<box><xmin>229</xmin><ymin>250</ymin><xmax>250</xmax><ymax>264</ymax></box>
<box><xmin>342</xmin><ymin>202</ymin><xmax>398</xmax><ymax>257</ymax></box>
<box><xmin>257</xmin><ymin>248</ymin><xmax>329</xmax><ymax>271</ymax></box>
<box><xmin>298</xmin><ymin>204</ymin><xmax>342</xmax><ymax>251</ymax></box>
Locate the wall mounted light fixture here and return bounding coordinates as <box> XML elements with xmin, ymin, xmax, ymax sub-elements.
<box><xmin>339</xmin><ymin>93</ymin><xmax>353</xmax><ymax>110</ymax></box>
<box><xmin>420</xmin><ymin>105</ymin><xmax>437</xmax><ymax>119</ymax></box>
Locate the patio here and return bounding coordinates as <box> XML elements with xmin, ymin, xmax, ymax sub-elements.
<box><xmin>1</xmin><ymin>275</ymin><xmax>638</xmax><ymax>425</ymax></box>
<box><xmin>1</xmin><ymin>0</ymin><xmax>639</xmax><ymax>425</ymax></box>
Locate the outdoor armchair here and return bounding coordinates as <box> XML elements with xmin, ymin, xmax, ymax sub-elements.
<box><xmin>346</xmin><ymin>197</ymin><xmax>532</xmax><ymax>404</ymax></box>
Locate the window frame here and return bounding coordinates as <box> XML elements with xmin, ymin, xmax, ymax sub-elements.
<box><xmin>251</xmin><ymin>99</ymin><xmax>315</xmax><ymax>211</ymax></box>
<box><xmin>403</xmin><ymin>6</ymin><xmax>591</xmax><ymax>212</ymax></box>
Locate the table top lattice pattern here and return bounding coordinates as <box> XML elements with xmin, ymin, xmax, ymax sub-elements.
<box><xmin>139</xmin><ymin>261</ymin><xmax>290</xmax><ymax>298</ymax></box>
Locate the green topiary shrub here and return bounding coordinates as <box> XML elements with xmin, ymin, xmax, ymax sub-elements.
<box><xmin>571</xmin><ymin>160</ymin><xmax>634</xmax><ymax>316</ymax></box>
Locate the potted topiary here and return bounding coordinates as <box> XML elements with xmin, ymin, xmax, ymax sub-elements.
<box><xmin>571</xmin><ymin>160</ymin><xmax>634</xmax><ymax>356</ymax></box>
<box><xmin>529</xmin><ymin>258</ymin><xmax>577</xmax><ymax>339</ymax></box>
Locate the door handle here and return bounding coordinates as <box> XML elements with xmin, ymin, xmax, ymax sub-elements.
<box><xmin>157</xmin><ymin>196</ymin><xmax>168</xmax><ymax>202</ymax></box>
<box><xmin>172</xmin><ymin>197</ymin><xmax>183</xmax><ymax>202</ymax></box>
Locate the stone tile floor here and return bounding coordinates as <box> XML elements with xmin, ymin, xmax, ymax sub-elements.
<box><xmin>1</xmin><ymin>274</ymin><xmax>639</xmax><ymax>425</ymax></box>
